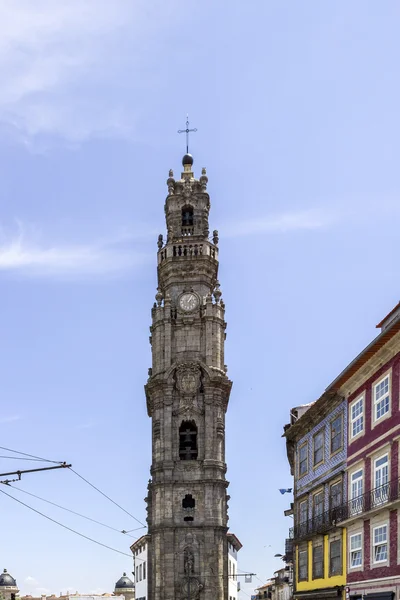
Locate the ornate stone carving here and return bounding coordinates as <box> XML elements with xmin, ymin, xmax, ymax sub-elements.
<box><xmin>155</xmin><ymin>287</ymin><xmax>163</xmax><ymax>306</ymax></box>
<box><xmin>153</xmin><ymin>420</ymin><xmax>160</xmax><ymax>439</ymax></box>
<box><xmin>176</xmin><ymin>363</ymin><xmax>201</xmax><ymax>396</ymax></box>
<box><xmin>184</xmin><ymin>548</ymin><xmax>194</xmax><ymax>574</ymax></box>
<box><xmin>181</xmin><ymin>577</ymin><xmax>203</xmax><ymax>600</ymax></box>
<box><xmin>181</xmin><ymin>549</ymin><xmax>203</xmax><ymax>600</ymax></box>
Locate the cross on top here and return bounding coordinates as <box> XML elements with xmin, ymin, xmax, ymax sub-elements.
<box><xmin>178</xmin><ymin>115</ymin><xmax>197</xmax><ymax>153</ymax></box>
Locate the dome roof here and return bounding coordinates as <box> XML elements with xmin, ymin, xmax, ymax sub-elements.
<box><xmin>115</xmin><ymin>573</ymin><xmax>134</xmax><ymax>589</ymax></box>
<box><xmin>182</xmin><ymin>153</ymin><xmax>194</xmax><ymax>166</ymax></box>
<box><xmin>0</xmin><ymin>569</ymin><xmax>17</xmax><ymax>587</ymax></box>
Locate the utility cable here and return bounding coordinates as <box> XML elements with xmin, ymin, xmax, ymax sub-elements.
<box><xmin>0</xmin><ymin>446</ymin><xmax>62</xmax><ymax>464</ymax></box>
<box><xmin>0</xmin><ymin>487</ymin><xmax>146</xmax><ymax>560</ymax></box>
<box><xmin>5</xmin><ymin>484</ymin><xmax>141</xmax><ymax>538</ymax></box>
<box><xmin>0</xmin><ymin>456</ymin><xmax>49</xmax><ymax>462</ymax></box>
<box><xmin>69</xmin><ymin>468</ymin><xmax>146</xmax><ymax>528</ymax></box>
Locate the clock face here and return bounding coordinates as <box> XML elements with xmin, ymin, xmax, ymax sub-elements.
<box><xmin>179</xmin><ymin>292</ymin><xmax>199</xmax><ymax>312</ymax></box>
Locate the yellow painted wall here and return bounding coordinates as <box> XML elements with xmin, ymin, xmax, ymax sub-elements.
<box><xmin>296</xmin><ymin>528</ymin><xmax>346</xmax><ymax>592</ymax></box>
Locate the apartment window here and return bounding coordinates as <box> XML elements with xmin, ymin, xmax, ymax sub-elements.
<box><xmin>329</xmin><ymin>539</ymin><xmax>342</xmax><ymax>576</ymax></box>
<box><xmin>312</xmin><ymin>545</ymin><xmax>323</xmax><ymax>579</ymax></box>
<box><xmin>143</xmin><ymin>561</ymin><xmax>146</xmax><ymax>580</ymax></box>
<box><xmin>330</xmin><ymin>414</ymin><xmax>343</xmax><ymax>454</ymax></box>
<box><xmin>300</xmin><ymin>500</ymin><xmax>308</xmax><ymax>523</ymax></box>
<box><xmin>313</xmin><ymin>491</ymin><xmax>324</xmax><ymax>519</ymax></box>
<box><xmin>330</xmin><ymin>481</ymin><xmax>342</xmax><ymax>510</ymax></box>
<box><xmin>374</xmin><ymin>376</ymin><xmax>390</xmax><ymax>421</ymax></box>
<box><xmin>373</xmin><ymin>525</ymin><xmax>388</xmax><ymax>563</ymax></box>
<box><xmin>374</xmin><ymin>454</ymin><xmax>389</xmax><ymax>505</ymax></box>
<box><xmin>349</xmin><ymin>533</ymin><xmax>362</xmax><ymax>568</ymax></box>
<box><xmin>350</xmin><ymin>469</ymin><xmax>363</xmax><ymax>515</ymax></box>
<box><xmin>136</xmin><ymin>566</ymin><xmax>139</xmax><ymax>582</ymax></box>
<box><xmin>299</xmin><ymin>443</ymin><xmax>308</xmax><ymax>476</ymax></box>
<box><xmin>139</xmin><ymin>563</ymin><xmax>142</xmax><ymax>581</ymax></box>
<box><xmin>313</xmin><ymin>430</ymin><xmax>324</xmax><ymax>466</ymax></box>
<box><xmin>298</xmin><ymin>549</ymin><xmax>308</xmax><ymax>581</ymax></box>
<box><xmin>350</xmin><ymin>396</ymin><xmax>364</xmax><ymax>439</ymax></box>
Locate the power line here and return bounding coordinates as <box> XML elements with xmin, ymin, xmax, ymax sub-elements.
<box><xmin>0</xmin><ymin>456</ymin><xmax>48</xmax><ymax>462</ymax></box>
<box><xmin>5</xmin><ymin>484</ymin><xmax>143</xmax><ymax>538</ymax></box>
<box><xmin>69</xmin><ymin>468</ymin><xmax>146</xmax><ymax>528</ymax></box>
<box><xmin>0</xmin><ymin>487</ymin><xmax>138</xmax><ymax>559</ymax></box>
<box><xmin>0</xmin><ymin>446</ymin><xmax>63</xmax><ymax>464</ymax></box>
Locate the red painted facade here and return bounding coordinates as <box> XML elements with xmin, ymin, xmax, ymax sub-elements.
<box><xmin>346</xmin><ymin>351</ymin><xmax>400</xmax><ymax>595</ymax></box>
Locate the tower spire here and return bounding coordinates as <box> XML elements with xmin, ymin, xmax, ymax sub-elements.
<box><xmin>178</xmin><ymin>115</ymin><xmax>197</xmax><ymax>154</ymax></box>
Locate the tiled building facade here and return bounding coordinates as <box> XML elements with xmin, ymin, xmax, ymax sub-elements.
<box><xmin>285</xmin><ymin>303</ymin><xmax>400</xmax><ymax>600</ymax></box>
<box><xmin>285</xmin><ymin>395</ymin><xmax>347</xmax><ymax>600</ymax></box>
<box><xmin>331</xmin><ymin>305</ymin><xmax>400</xmax><ymax>600</ymax></box>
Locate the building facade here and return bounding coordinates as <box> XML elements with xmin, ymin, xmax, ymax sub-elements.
<box><xmin>227</xmin><ymin>533</ymin><xmax>242</xmax><ymax>600</ymax></box>
<box><xmin>131</xmin><ymin>535</ymin><xmax>149</xmax><ymax>600</ymax></box>
<box><xmin>284</xmin><ymin>302</ymin><xmax>400</xmax><ymax>600</ymax></box>
<box><xmin>142</xmin><ymin>153</ymin><xmax>240</xmax><ymax>600</ymax></box>
<box><xmin>285</xmin><ymin>395</ymin><xmax>347</xmax><ymax>600</ymax></box>
<box><xmin>330</xmin><ymin>304</ymin><xmax>400</xmax><ymax>600</ymax></box>
<box><xmin>0</xmin><ymin>570</ymin><xmax>18</xmax><ymax>600</ymax></box>
<box><xmin>115</xmin><ymin>573</ymin><xmax>135</xmax><ymax>600</ymax></box>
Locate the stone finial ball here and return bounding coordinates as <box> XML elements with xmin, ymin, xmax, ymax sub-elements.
<box><xmin>182</xmin><ymin>153</ymin><xmax>194</xmax><ymax>166</ymax></box>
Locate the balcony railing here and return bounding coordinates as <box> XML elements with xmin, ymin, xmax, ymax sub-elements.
<box><xmin>294</xmin><ymin>479</ymin><xmax>400</xmax><ymax>541</ymax></box>
<box><xmin>285</xmin><ymin>537</ymin><xmax>293</xmax><ymax>559</ymax></box>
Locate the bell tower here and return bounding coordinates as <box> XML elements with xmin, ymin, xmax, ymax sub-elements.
<box><xmin>144</xmin><ymin>152</ymin><xmax>233</xmax><ymax>600</ymax></box>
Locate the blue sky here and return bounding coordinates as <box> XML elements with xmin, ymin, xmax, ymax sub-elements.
<box><xmin>1</xmin><ymin>0</ymin><xmax>400</xmax><ymax>596</ymax></box>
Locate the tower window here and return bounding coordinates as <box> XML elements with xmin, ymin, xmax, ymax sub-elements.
<box><xmin>182</xmin><ymin>494</ymin><xmax>195</xmax><ymax>508</ymax></box>
<box><xmin>182</xmin><ymin>206</ymin><xmax>194</xmax><ymax>227</ymax></box>
<box><xmin>179</xmin><ymin>420</ymin><xmax>198</xmax><ymax>460</ymax></box>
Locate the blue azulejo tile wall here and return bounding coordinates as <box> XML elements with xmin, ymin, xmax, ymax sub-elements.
<box><xmin>295</xmin><ymin>400</ymin><xmax>347</xmax><ymax>499</ymax></box>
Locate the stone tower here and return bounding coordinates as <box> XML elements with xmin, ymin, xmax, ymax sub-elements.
<box><xmin>144</xmin><ymin>153</ymin><xmax>233</xmax><ymax>600</ymax></box>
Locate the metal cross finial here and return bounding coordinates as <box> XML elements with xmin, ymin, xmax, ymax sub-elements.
<box><xmin>178</xmin><ymin>115</ymin><xmax>197</xmax><ymax>153</ymax></box>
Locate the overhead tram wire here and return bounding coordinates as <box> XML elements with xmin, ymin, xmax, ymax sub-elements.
<box><xmin>0</xmin><ymin>487</ymin><xmax>147</xmax><ymax>561</ymax></box>
<box><xmin>0</xmin><ymin>445</ymin><xmax>63</xmax><ymax>464</ymax></box>
<box><xmin>0</xmin><ymin>456</ymin><xmax>52</xmax><ymax>462</ymax></box>
<box><xmin>69</xmin><ymin>468</ymin><xmax>146</xmax><ymax>528</ymax></box>
<box><xmin>5</xmin><ymin>484</ymin><xmax>142</xmax><ymax>538</ymax></box>
<box><xmin>0</xmin><ymin>447</ymin><xmax>147</xmax><ymax>530</ymax></box>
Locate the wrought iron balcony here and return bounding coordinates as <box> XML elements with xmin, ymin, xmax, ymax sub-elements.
<box><xmin>285</xmin><ymin>537</ymin><xmax>293</xmax><ymax>560</ymax></box>
<box><xmin>294</xmin><ymin>479</ymin><xmax>400</xmax><ymax>541</ymax></box>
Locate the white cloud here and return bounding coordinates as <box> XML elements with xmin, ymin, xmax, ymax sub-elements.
<box><xmin>0</xmin><ymin>1</ymin><xmax>177</xmax><ymax>144</ymax></box>
<box><xmin>0</xmin><ymin>415</ymin><xmax>21</xmax><ymax>424</ymax></box>
<box><xmin>24</xmin><ymin>576</ymin><xmax>39</xmax><ymax>585</ymax></box>
<box><xmin>224</xmin><ymin>208</ymin><xmax>334</xmax><ymax>237</ymax></box>
<box><xmin>0</xmin><ymin>222</ymin><xmax>151</xmax><ymax>280</ymax></box>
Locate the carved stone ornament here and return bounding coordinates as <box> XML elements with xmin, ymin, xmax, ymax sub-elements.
<box><xmin>181</xmin><ymin>577</ymin><xmax>203</xmax><ymax>600</ymax></box>
<box><xmin>176</xmin><ymin>363</ymin><xmax>201</xmax><ymax>395</ymax></box>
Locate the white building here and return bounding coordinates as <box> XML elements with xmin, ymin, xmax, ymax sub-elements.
<box><xmin>228</xmin><ymin>533</ymin><xmax>242</xmax><ymax>600</ymax></box>
<box><xmin>130</xmin><ymin>535</ymin><xmax>149</xmax><ymax>600</ymax></box>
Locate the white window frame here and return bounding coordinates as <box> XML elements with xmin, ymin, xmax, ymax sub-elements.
<box><xmin>349</xmin><ymin>533</ymin><xmax>362</xmax><ymax>568</ymax></box>
<box><xmin>350</xmin><ymin>395</ymin><xmax>364</xmax><ymax>440</ymax></box>
<box><xmin>350</xmin><ymin>468</ymin><xmax>364</xmax><ymax>515</ymax></box>
<box><xmin>373</xmin><ymin>453</ymin><xmax>389</xmax><ymax>506</ymax></box>
<box><xmin>373</xmin><ymin>374</ymin><xmax>390</xmax><ymax>423</ymax></box>
<box><xmin>373</xmin><ymin>524</ymin><xmax>388</xmax><ymax>563</ymax></box>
